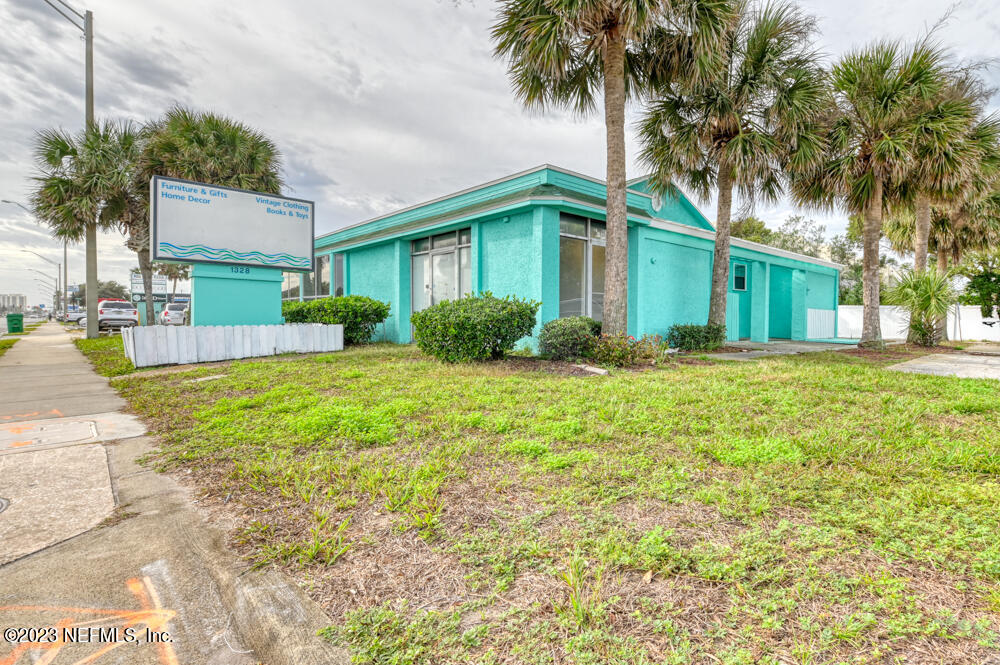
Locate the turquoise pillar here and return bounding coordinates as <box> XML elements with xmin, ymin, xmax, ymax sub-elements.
<box><xmin>470</xmin><ymin>221</ymin><xmax>483</xmax><ymax>294</ymax></box>
<box><xmin>791</xmin><ymin>269</ymin><xmax>807</xmax><ymax>340</ymax></box>
<box><xmin>533</xmin><ymin>206</ymin><xmax>560</xmax><ymax>334</ymax></box>
<box><xmin>190</xmin><ymin>263</ymin><xmax>284</xmax><ymax>326</ymax></box>
<box><xmin>627</xmin><ymin>226</ymin><xmax>639</xmax><ymax>336</ymax></box>
<box><xmin>725</xmin><ymin>292</ymin><xmax>740</xmax><ymax>341</ymax></box>
<box><xmin>750</xmin><ymin>262</ymin><xmax>769</xmax><ymax>342</ymax></box>
<box><xmin>394</xmin><ymin>239</ymin><xmax>411</xmax><ymax>343</ymax></box>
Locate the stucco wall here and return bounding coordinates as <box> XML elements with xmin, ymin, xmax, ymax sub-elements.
<box><xmin>635</xmin><ymin>228</ymin><xmax>713</xmax><ymax>337</ymax></box>
<box><xmin>346</xmin><ymin>242</ymin><xmax>400</xmax><ymax>342</ymax></box>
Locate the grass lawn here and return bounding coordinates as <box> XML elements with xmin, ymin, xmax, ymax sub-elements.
<box><xmin>0</xmin><ymin>338</ymin><xmax>17</xmax><ymax>357</ymax></box>
<box><xmin>111</xmin><ymin>344</ymin><xmax>999</xmax><ymax>664</ymax></box>
<box><xmin>74</xmin><ymin>335</ymin><xmax>135</xmax><ymax>377</ymax></box>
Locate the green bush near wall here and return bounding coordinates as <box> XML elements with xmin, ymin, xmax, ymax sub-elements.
<box><xmin>410</xmin><ymin>292</ymin><xmax>540</xmax><ymax>363</ymax></box>
<box><xmin>666</xmin><ymin>323</ymin><xmax>726</xmax><ymax>351</ymax></box>
<box><xmin>538</xmin><ymin>316</ymin><xmax>600</xmax><ymax>360</ymax></box>
<box><xmin>282</xmin><ymin>296</ymin><xmax>391</xmax><ymax>345</ymax></box>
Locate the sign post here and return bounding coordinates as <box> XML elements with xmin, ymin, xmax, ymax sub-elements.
<box><xmin>150</xmin><ymin>177</ymin><xmax>314</xmax><ymax>326</ymax></box>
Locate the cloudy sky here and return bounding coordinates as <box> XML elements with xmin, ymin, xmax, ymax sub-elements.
<box><xmin>1</xmin><ymin>0</ymin><xmax>997</xmax><ymax>307</ymax></box>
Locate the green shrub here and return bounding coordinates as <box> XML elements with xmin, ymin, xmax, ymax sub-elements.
<box><xmin>885</xmin><ymin>269</ymin><xmax>957</xmax><ymax>346</ymax></box>
<box><xmin>281</xmin><ymin>295</ymin><xmax>391</xmax><ymax>344</ymax></box>
<box><xmin>666</xmin><ymin>323</ymin><xmax>726</xmax><ymax>351</ymax></box>
<box><xmin>591</xmin><ymin>333</ymin><xmax>661</xmax><ymax>367</ymax></box>
<box><xmin>538</xmin><ymin>316</ymin><xmax>599</xmax><ymax>360</ymax></box>
<box><xmin>410</xmin><ymin>292</ymin><xmax>539</xmax><ymax>363</ymax></box>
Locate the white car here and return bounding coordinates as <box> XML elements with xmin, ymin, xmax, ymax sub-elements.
<box><xmin>159</xmin><ymin>303</ymin><xmax>188</xmax><ymax>326</ymax></box>
<box><xmin>94</xmin><ymin>300</ymin><xmax>139</xmax><ymax>329</ymax></box>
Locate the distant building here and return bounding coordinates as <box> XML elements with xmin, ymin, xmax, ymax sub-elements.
<box><xmin>0</xmin><ymin>294</ymin><xmax>27</xmax><ymax>313</ymax></box>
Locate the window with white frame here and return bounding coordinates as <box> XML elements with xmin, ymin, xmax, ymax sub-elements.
<box><xmin>333</xmin><ymin>253</ymin><xmax>345</xmax><ymax>297</ymax></box>
<box><xmin>302</xmin><ymin>255</ymin><xmax>330</xmax><ymax>300</ymax></box>
<box><xmin>559</xmin><ymin>213</ymin><xmax>606</xmax><ymax>321</ymax></box>
<box><xmin>410</xmin><ymin>228</ymin><xmax>472</xmax><ymax>314</ymax></box>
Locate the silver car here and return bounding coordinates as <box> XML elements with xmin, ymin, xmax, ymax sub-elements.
<box><xmin>159</xmin><ymin>303</ymin><xmax>188</xmax><ymax>326</ymax></box>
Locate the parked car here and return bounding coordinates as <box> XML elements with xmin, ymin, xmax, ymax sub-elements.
<box><xmin>65</xmin><ymin>310</ymin><xmax>86</xmax><ymax>324</ymax></box>
<box><xmin>92</xmin><ymin>300</ymin><xmax>139</xmax><ymax>329</ymax></box>
<box><xmin>159</xmin><ymin>303</ymin><xmax>188</xmax><ymax>326</ymax></box>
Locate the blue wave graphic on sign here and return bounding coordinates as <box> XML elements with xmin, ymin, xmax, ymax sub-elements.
<box><xmin>159</xmin><ymin>242</ymin><xmax>311</xmax><ymax>268</ymax></box>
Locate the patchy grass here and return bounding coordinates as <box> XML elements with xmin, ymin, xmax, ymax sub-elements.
<box><xmin>112</xmin><ymin>344</ymin><xmax>1000</xmax><ymax>664</ymax></box>
<box><xmin>74</xmin><ymin>335</ymin><xmax>135</xmax><ymax>377</ymax></box>
<box><xmin>0</xmin><ymin>338</ymin><xmax>17</xmax><ymax>357</ymax></box>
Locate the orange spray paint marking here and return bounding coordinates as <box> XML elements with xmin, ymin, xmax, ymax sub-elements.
<box><xmin>8</xmin><ymin>441</ymin><xmax>32</xmax><ymax>449</ymax></box>
<box><xmin>0</xmin><ymin>577</ymin><xmax>179</xmax><ymax>665</ymax></box>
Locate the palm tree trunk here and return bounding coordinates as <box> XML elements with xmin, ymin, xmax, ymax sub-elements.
<box><xmin>138</xmin><ymin>247</ymin><xmax>155</xmax><ymax>326</ymax></box>
<box><xmin>913</xmin><ymin>193</ymin><xmax>931</xmax><ymax>273</ymax></box>
<box><xmin>708</xmin><ymin>160</ymin><xmax>733</xmax><ymax>327</ymax></box>
<box><xmin>935</xmin><ymin>250</ymin><xmax>949</xmax><ymax>341</ymax></box>
<box><xmin>602</xmin><ymin>31</ymin><xmax>628</xmax><ymax>336</ymax></box>
<box><xmin>860</xmin><ymin>177</ymin><xmax>884</xmax><ymax>349</ymax></box>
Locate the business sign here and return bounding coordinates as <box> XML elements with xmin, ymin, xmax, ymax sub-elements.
<box><xmin>130</xmin><ymin>274</ymin><xmax>168</xmax><ymax>295</ymax></box>
<box><xmin>67</xmin><ymin>285</ymin><xmax>79</xmax><ymax>294</ymax></box>
<box><xmin>150</xmin><ymin>176</ymin><xmax>314</xmax><ymax>272</ymax></box>
<box><xmin>133</xmin><ymin>293</ymin><xmax>167</xmax><ymax>303</ymax></box>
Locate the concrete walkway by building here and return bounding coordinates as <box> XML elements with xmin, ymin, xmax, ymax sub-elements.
<box><xmin>711</xmin><ymin>339</ymin><xmax>856</xmax><ymax>361</ymax></box>
<box><xmin>890</xmin><ymin>352</ymin><xmax>1000</xmax><ymax>379</ymax></box>
<box><xmin>0</xmin><ymin>323</ymin><xmax>345</xmax><ymax>665</ymax></box>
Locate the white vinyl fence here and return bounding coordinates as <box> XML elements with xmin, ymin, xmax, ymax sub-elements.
<box><xmin>837</xmin><ymin>306</ymin><xmax>1000</xmax><ymax>341</ymax></box>
<box><xmin>122</xmin><ymin>323</ymin><xmax>344</xmax><ymax>368</ymax></box>
<box><xmin>806</xmin><ymin>308</ymin><xmax>836</xmax><ymax>339</ymax></box>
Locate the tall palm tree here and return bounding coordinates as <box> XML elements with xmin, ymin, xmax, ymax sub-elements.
<box><xmin>900</xmin><ymin>72</ymin><xmax>995</xmax><ymax>274</ymax></box>
<box><xmin>30</xmin><ymin>121</ymin><xmax>151</xmax><ymax>327</ymax></box>
<box><xmin>491</xmin><ymin>0</ymin><xmax>735</xmax><ymax>335</ymax></box>
<box><xmin>791</xmin><ymin>40</ymin><xmax>947</xmax><ymax>348</ymax></box>
<box><xmin>638</xmin><ymin>0</ymin><xmax>827</xmax><ymax>328</ymax></box>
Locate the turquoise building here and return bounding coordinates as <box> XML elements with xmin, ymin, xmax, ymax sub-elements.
<box><xmin>289</xmin><ymin>165</ymin><xmax>841</xmax><ymax>345</ymax></box>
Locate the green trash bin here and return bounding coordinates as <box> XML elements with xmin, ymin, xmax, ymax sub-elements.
<box><xmin>6</xmin><ymin>313</ymin><xmax>24</xmax><ymax>334</ymax></box>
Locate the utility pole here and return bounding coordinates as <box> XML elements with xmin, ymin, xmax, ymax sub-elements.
<box><xmin>37</xmin><ymin>1</ymin><xmax>97</xmax><ymax>335</ymax></box>
<box><xmin>83</xmin><ymin>9</ymin><xmax>97</xmax><ymax>338</ymax></box>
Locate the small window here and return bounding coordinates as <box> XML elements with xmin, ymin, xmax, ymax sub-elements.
<box><xmin>733</xmin><ymin>263</ymin><xmax>747</xmax><ymax>291</ymax></box>
<box><xmin>559</xmin><ymin>214</ymin><xmax>588</xmax><ymax>237</ymax></box>
<box><xmin>458</xmin><ymin>228</ymin><xmax>472</xmax><ymax>246</ymax></box>
<box><xmin>432</xmin><ymin>231</ymin><xmax>456</xmax><ymax>250</ymax></box>
<box><xmin>412</xmin><ymin>238</ymin><xmax>430</xmax><ymax>253</ymax></box>
<box><xmin>589</xmin><ymin>221</ymin><xmax>606</xmax><ymax>241</ymax></box>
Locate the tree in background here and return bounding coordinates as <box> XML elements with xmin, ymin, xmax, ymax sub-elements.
<box><xmin>792</xmin><ymin>40</ymin><xmax>947</xmax><ymax>348</ymax></box>
<box><xmin>491</xmin><ymin>0</ymin><xmax>735</xmax><ymax>334</ymax></box>
<box><xmin>73</xmin><ymin>280</ymin><xmax>129</xmax><ymax>305</ymax></box>
<box><xmin>731</xmin><ymin>214</ymin><xmax>826</xmax><ymax>258</ymax></box>
<box><xmin>155</xmin><ymin>262</ymin><xmax>191</xmax><ymax>298</ymax></box>
<box><xmin>957</xmin><ymin>251</ymin><xmax>1000</xmax><ymax>319</ymax></box>
<box><xmin>639</xmin><ymin>0</ymin><xmax>826</xmax><ymax>328</ymax></box>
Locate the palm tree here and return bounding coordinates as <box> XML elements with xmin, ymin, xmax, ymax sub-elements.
<box><xmin>638</xmin><ymin>0</ymin><xmax>827</xmax><ymax>327</ymax></box>
<box><xmin>138</xmin><ymin>106</ymin><xmax>284</xmax><ymax>196</ymax></box>
<box><xmin>30</xmin><ymin>121</ymin><xmax>151</xmax><ymax>329</ymax></box>
<box><xmin>899</xmin><ymin>72</ymin><xmax>995</xmax><ymax>274</ymax></box>
<box><xmin>491</xmin><ymin>0</ymin><xmax>735</xmax><ymax>335</ymax></box>
<box><xmin>155</xmin><ymin>262</ymin><xmax>191</xmax><ymax>299</ymax></box>
<box><xmin>791</xmin><ymin>40</ymin><xmax>947</xmax><ymax>348</ymax></box>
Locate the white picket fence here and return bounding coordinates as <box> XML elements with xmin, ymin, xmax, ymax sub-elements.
<box><xmin>121</xmin><ymin>323</ymin><xmax>344</xmax><ymax>368</ymax></box>
<box><xmin>837</xmin><ymin>305</ymin><xmax>1000</xmax><ymax>341</ymax></box>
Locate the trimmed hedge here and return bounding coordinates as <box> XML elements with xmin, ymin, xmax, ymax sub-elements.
<box><xmin>282</xmin><ymin>295</ymin><xmax>391</xmax><ymax>345</ymax></box>
<box><xmin>538</xmin><ymin>316</ymin><xmax>599</xmax><ymax>360</ymax></box>
<box><xmin>410</xmin><ymin>292</ymin><xmax>540</xmax><ymax>363</ymax></box>
<box><xmin>666</xmin><ymin>323</ymin><xmax>726</xmax><ymax>351</ymax></box>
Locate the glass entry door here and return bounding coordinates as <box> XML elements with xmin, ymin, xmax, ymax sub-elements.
<box><xmin>411</xmin><ymin>228</ymin><xmax>472</xmax><ymax>315</ymax></box>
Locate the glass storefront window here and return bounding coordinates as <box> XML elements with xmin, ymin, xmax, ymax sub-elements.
<box><xmin>558</xmin><ymin>213</ymin><xmax>605</xmax><ymax>320</ymax></box>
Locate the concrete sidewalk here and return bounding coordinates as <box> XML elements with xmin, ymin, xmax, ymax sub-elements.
<box><xmin>0</xmin><ymin>323</ymin><xmax>346</xmax><ymax>664</ymax></box>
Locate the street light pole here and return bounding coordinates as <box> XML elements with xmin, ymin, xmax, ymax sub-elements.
<box><xmin>23</xmin><ymin>251</ymin><xmax>62</xmax><ymax>314</ymax></box>
<box><xmin>5</xmin><ymin>200</ymin><xmax>70</xmax><ymax>319</ymax></box>
<box><xmin>37</xmin><ymin>0</ymin><xmax>97</xmax><ymax>337</ymax></box>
